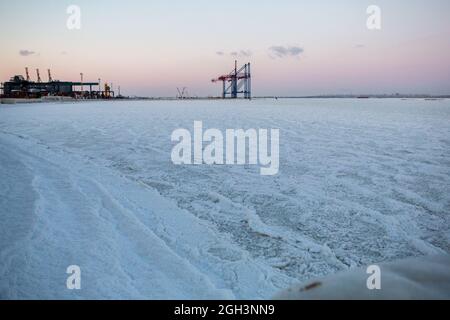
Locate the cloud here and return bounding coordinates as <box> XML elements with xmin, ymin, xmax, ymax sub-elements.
<box><xmin>269</xmin><ymin>45</ymin><xmax>304</xmax><ymax>59</ymax></box>
<box><xmin>61</xmin><ymin>51</ymin><xmax>68</xmax><ymax>55</ymax></box>
<box><xmin>19</xmin><ymin>50</ymin><xmax>36</xmax><ymax>57</ymax></box>
<box><xmin>354</xmin><ymin>44</ymin><xmax>365</xmax><ymax>49</ymax></box>
<box><xmin>217</xmin><ymin>50</ymin><xmax>252</xmax><ymax>58</ymax></box>
<box><xmin>238</xmin><ymin>50</ymin><xmax>252</xmax><ymax>57</ymax></box>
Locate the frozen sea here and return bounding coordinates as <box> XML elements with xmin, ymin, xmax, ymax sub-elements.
<box><xmin>0</xmin><ymin>98</ymin><xmax>449</xmax><ymax>299</ymax></box>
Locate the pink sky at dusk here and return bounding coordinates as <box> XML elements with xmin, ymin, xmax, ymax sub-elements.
<box><xmin>1</xmin><ymin>0</ymin><xmax>449</xmax><ymax>96</ymax></box>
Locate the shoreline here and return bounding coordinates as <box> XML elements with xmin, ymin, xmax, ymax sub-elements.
<box><xmin>2</xmin><ymin>96</ymin><xmax>449</xmax><ymax>105</ymax></box>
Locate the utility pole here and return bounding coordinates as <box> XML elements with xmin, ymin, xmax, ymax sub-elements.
<box><xmin>80</xmin><ymin>73</ymin><xmax>84</xmax><ymax>92</ymax></box>
<box><xmin>25</xmin><ymin>67</ymin><xmax>30</xmax><ymax>81</ymax></box>
<box><xmin>36</xmin><ymin>69</ymin><xmax>42</xmax><ymax>83</ymax></box>
<box><xmin>48</xmin><ymin>69</ymin><xmax>53</xmax><ymax>82</ymax></box>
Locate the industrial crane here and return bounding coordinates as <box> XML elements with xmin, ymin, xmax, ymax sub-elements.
<box><xmin>212</xmin><ymin>60</ymin><xmax>251</xmax><ymax>99</ymax></box>
<box><xmin>36</xmin><ymin>69</ymin><xmax>42</xmax><ymax>83</ymax></box>
<box><xmin>177</xmin><ymin>87</ymin><xmax>189</xmax><ymax>99</ymax></box>
<box><xmin>25</xmin><ymin>67</ymin><xmax>30</xmax><ymax>81</ymax></box>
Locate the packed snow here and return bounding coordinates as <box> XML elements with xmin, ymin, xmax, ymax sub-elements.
<box><xmin>0</xmin><ymin>98</ymin><xmax>449</xmax><ymax>299</ymax></box>
<box><xmin>276</xmin><ymin>254</ymin><xmax>450</xmax><ymax>300</ymax></box>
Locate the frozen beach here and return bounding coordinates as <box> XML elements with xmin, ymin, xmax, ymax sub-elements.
<box><xmin>1</xmin><ymin>98</ymin><xmax>449</xmax><ymax>299</ymax></box>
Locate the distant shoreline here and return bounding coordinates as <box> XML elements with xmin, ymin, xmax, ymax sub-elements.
<box><xmin>2</xmin><ymin>95</ymin><xmax>449</xmax><ymax>105</ymax></box>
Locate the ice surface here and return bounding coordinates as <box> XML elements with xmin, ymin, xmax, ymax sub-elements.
<box><xmin>0</xmin><ymin>99</ymin><xmax>449</xmax><ymax>299</ymax></box>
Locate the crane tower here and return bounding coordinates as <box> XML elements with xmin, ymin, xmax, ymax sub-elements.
<box><xmin>212</xmin><ymin>60</ymin><xmax>251</xmax><ymax>99</ymax></box>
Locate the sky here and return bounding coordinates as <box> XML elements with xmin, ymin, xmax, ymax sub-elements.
<box><xmin>1</xmin><ymin>0</ymin><xmax>450</xmax><ymax>97</ymax></box>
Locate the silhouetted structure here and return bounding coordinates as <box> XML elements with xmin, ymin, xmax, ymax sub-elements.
<box><xmin>1</xmin><ymin>68</ymin><xmax>114</xmax><ymax>99</ymax></box>
<box><xmin>212</xmin><ymin>61</ymin><xmax>251</xmax><ymax>99</ymax></box>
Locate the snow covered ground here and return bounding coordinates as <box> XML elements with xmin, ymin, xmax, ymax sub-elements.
<box><xmin>0</xmin><ymin>98</ymin><xmax>449</xmax><ymax>299</ymax></box>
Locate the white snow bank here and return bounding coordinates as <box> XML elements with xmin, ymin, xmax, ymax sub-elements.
<box><xmin>275</xmin><ymin>254</ymin><xmax>450</xmax><ymax>300</ymax></box>
<box><xmin>0</xmin><ymin>133</ymin><xmax>292</xmax><ymax>299</ymax></box>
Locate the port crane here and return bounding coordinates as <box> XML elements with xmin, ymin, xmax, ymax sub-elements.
<box><xmin>212</xmin><ymin>60</ymin><xmax>251</xmax><ymax>99</ymax></box>
<box><xmin>177</xmin><ymin>87</ymin><xmax>189</xmax><ymax>99</ymax></box>
<box><xmin>36</xmin><ymin>69</ymin><xmax>42</xmax><ymax>83</ymax></box>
